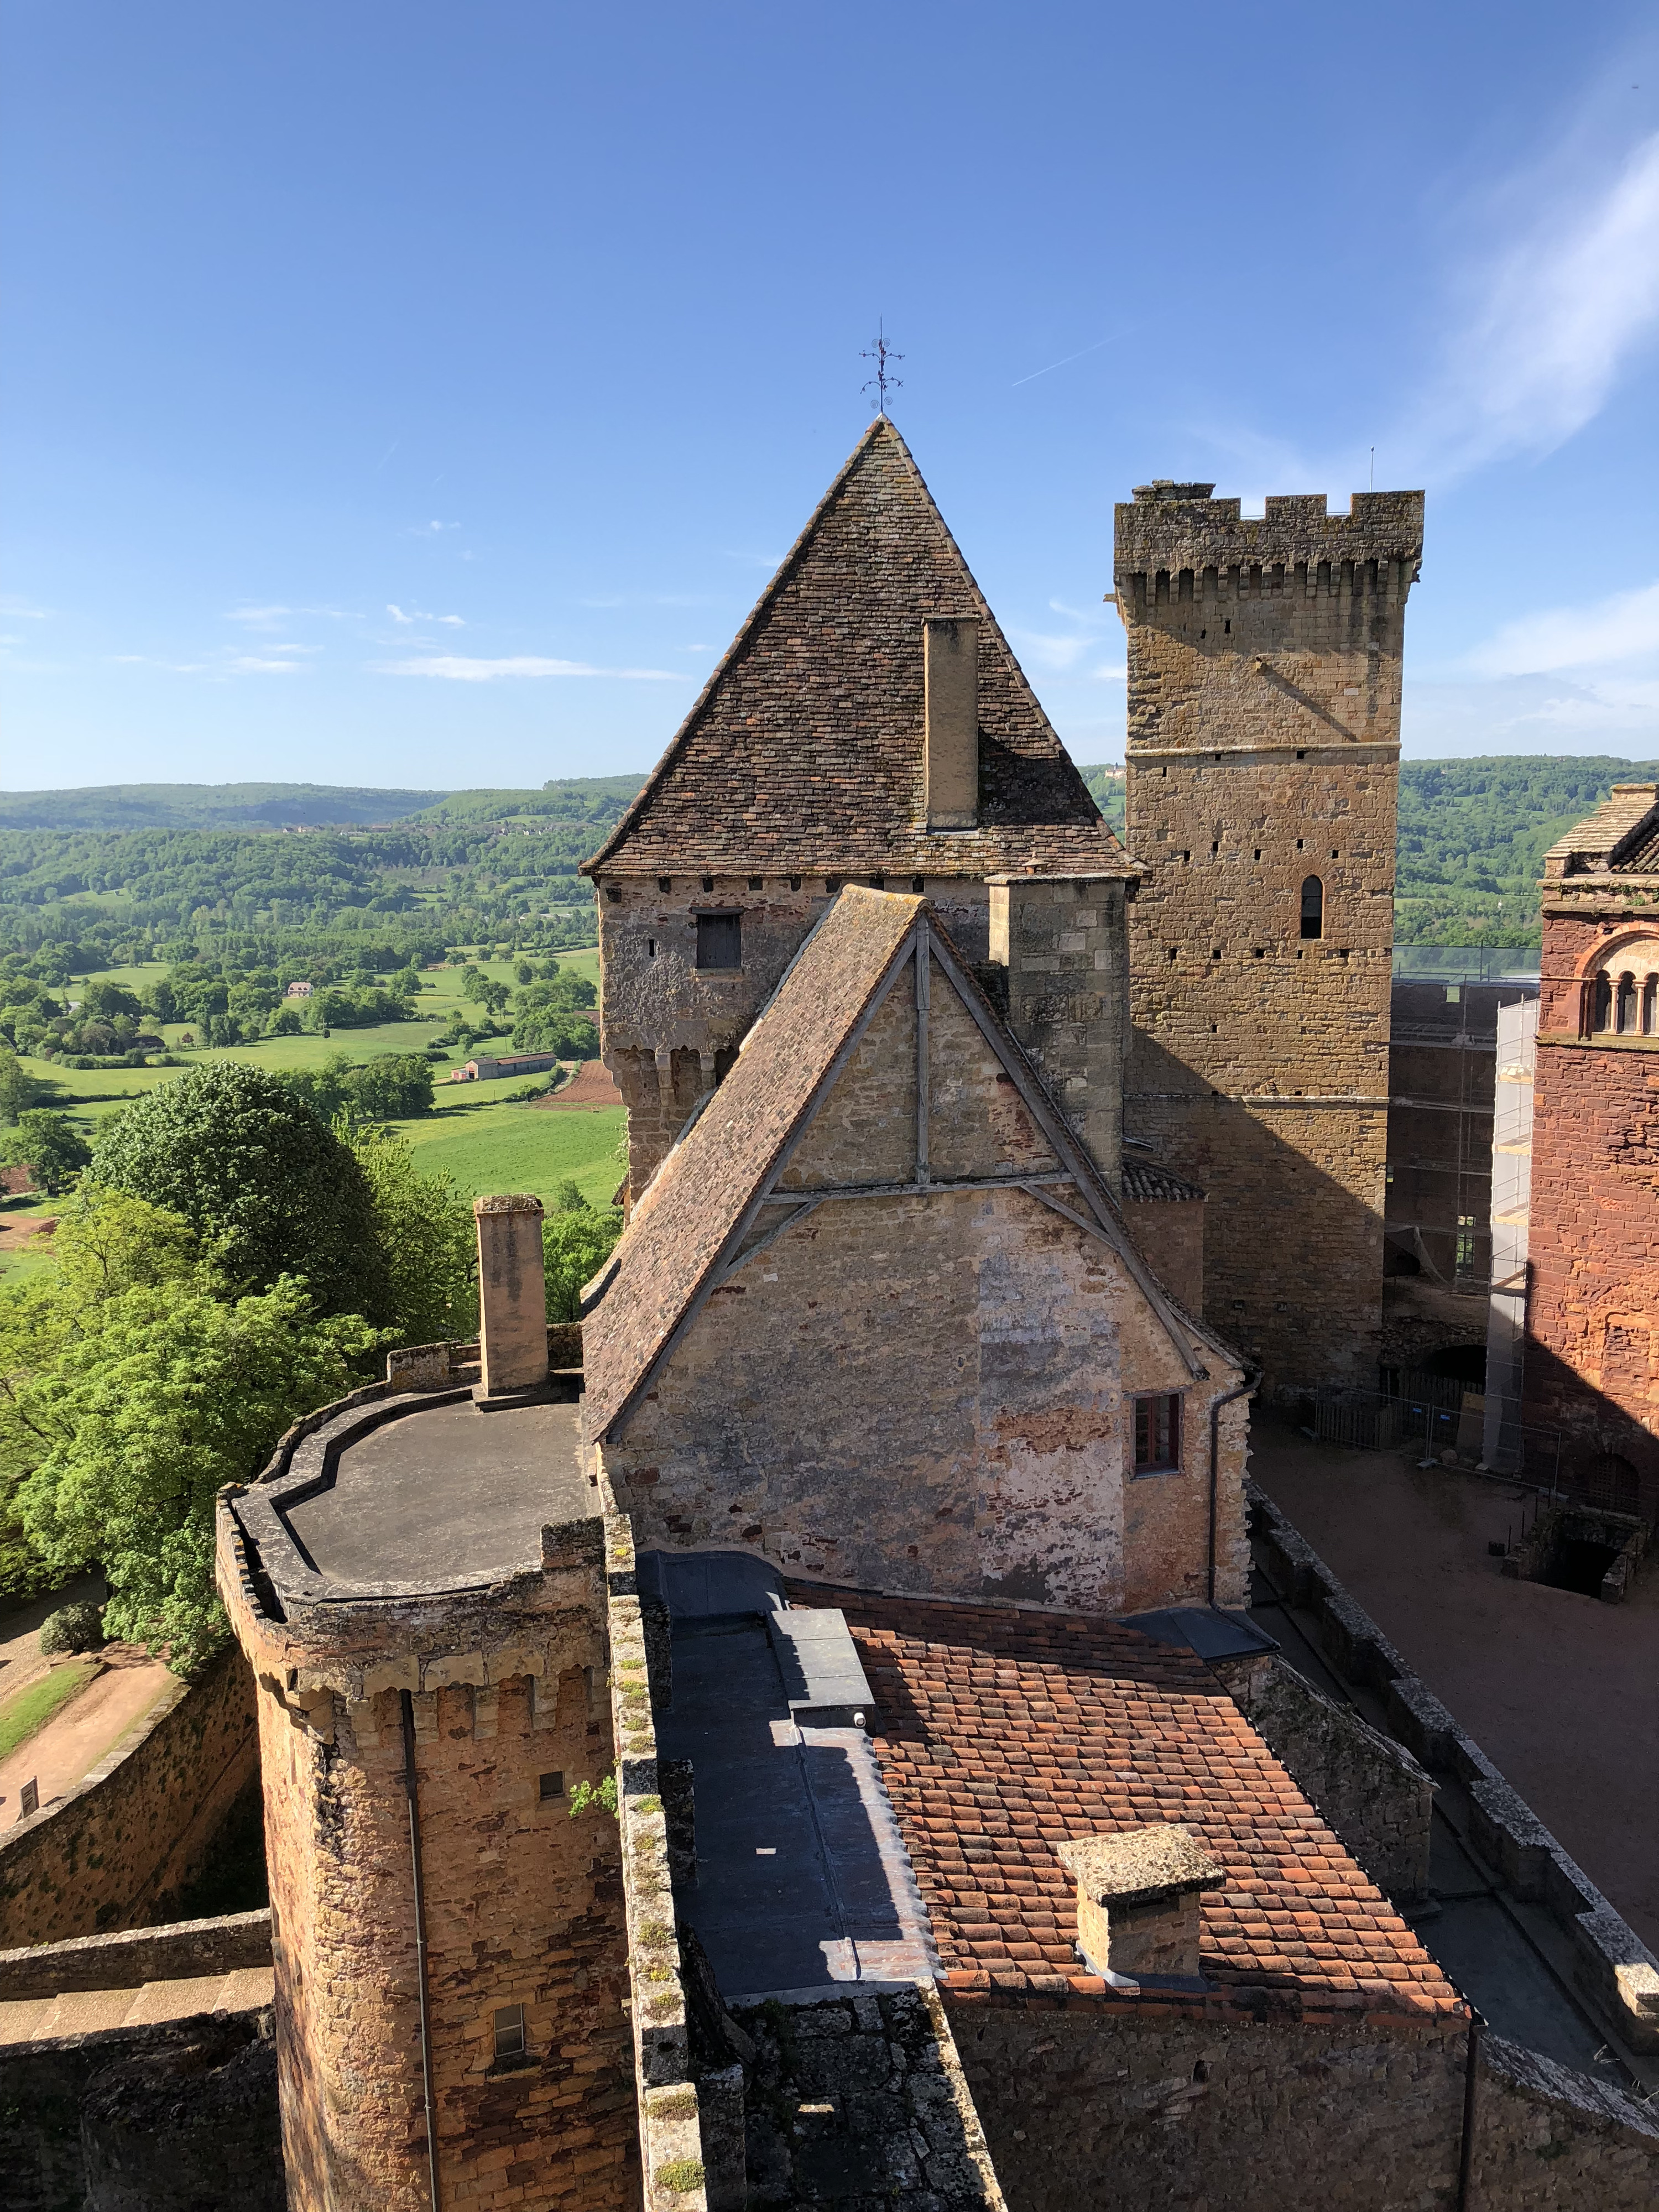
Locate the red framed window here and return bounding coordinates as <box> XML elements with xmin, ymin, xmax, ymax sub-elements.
<box><xmin>1134</xmin><ymin>1392</ymin><xmax>1182</xmax><ymax>1474</ymax></box>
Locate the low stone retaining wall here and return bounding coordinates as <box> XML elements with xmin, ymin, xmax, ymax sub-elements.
<box><xmin>1227</xmin><ymin>1652</ymin><xmax>1433</xmax><ymax>1902</ymax></box>
<box><xmin>0</xmin><ymin>1644</ymin><xmax>259</xmax><ymax>1949</ymax></box>
<box><xmin>0</xmin><ymin>1907</ymin><xmax>271</xmax><ymax>2000</ymax></box>
<box><xmin>1250</xmin><ymin>1483</ymin><xmax>1659</xmax><ymax>2056</ymax></box>
<box><xmin>1</xmin><ymin>2007</ymin><xmax>280</xmax><ymax>2212</ymax></box>
<box><xmin>1477</xmin><ymin>2033</ymin><xmax>1659</xmax><ymax>2208</ymax></box>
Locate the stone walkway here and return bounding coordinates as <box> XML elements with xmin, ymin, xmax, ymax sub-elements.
<box><xmin>1249</xmin><ymin>1411</ymin><xmax>1659</xmax><ymax>1950</ymax></box>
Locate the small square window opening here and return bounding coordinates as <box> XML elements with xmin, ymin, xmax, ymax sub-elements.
<box><xmin>1134</xmin><ymin>1393</ymin><xmax>1182</xmax><ymax>1474</ymax></box>
<box><xmin>696</xmin><ymin>913</ymin><xmax>742</xmax><ymax>971</ymax></box>
<box><xmin>493</xmin><ymin>2005</ymin><xmax>526</xmax><ymax>2060</ymax></box>
<box><xmin>539</xmin><ymin>1771</ymin><xmax>565</xmax><ymax>1802</ymax></box>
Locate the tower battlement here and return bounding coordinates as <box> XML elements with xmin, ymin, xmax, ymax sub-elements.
<box><xmin>1115</xmin><ymin>484</ymin><xmax>1424</xmax><ymax>591</ymax></box>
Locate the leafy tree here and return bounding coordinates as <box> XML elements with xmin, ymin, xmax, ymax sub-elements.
<box><xmin>0</xmin><ymin>1110</ymin><xmax>93</xmax><ymax>1193</ymax></box>
<box><xmin>544</xmin><ymin>1206</ymin><xmax>624</xmax><ymax>1324</ymax></box>
<box><xmin>78</xmin><ymin>980</ymin><xmax>142</xmax><ymax>1022</ymax></box>
<box><xmin>90</xmin><ymin>1062</ymin><xmax>389</xmax><ymax>1319</ymax></box>
<box><xmin>342</xmin><ymin>1054</ymin><xmax>435</xmax><ymax>1122</ymax></box>
<box><xmin>351</xmin><ymin>1129</ymin><xmax>476</xmax><ymax>1348</ymax></box>
<box><xmin>0</xmin><ymin>1047</ymin><xmax>38</xmax><ymax>1125</ymax></box>
<box><xmin>512</xmin><ymin>1006</ymin><xmax>599</xmax><ymax>1060</ymax></box>
<box><xmin>269</xmin><ymin>1004</ymin><xmax>302</xmax><ymax>1035</ymax></box>
<box><xmin>7</xmin><ymin>1270</ymin><xmax>380</xmax><ymax>1670</ymax></box>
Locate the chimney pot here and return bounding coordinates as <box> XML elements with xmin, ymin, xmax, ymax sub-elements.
<box><xmin>473</xmin><ymin>1193</ymin><xmax>550</xmax><ymax>1405</ymax></box>
<box><xmin>1057</xmin><ymin>1825</ymin><xmax>1223</xmax><ymax>1985</ymax></box>
<box><xmin>924</xmin><ymin>617</ymin><xmax>979</xmax><ymax>829</ymax></box>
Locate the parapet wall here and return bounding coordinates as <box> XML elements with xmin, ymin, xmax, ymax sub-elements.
<box><xmin>1114</xmin><ymin>486</ymin><xmax>1425</xmax><ymax>592</ymax></box>
<box><xmin>1250</xmin><ymin>1485</ymin><xmax>1659</xmax><ymax>2056</ymax></box>
<box><xmin>0</xmin><ymin>1642</ymin><xmax>258</xmax><ymax>1949</ymax></box>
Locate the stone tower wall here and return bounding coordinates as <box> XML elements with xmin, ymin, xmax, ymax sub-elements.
<box><xmin>1115</xmin><ymin>485</ymin><xmax>1423</xmax><ymax>1390</ymax></box>
<box><xmin>217</xmin><ymin>1505</ymin><xmax>637</xmax><ymax>2212</ymax></box>
<box><xmin>595</xmin><ymin>871</ymin><xmax>993</xmax><ymax>1198</ymax></box>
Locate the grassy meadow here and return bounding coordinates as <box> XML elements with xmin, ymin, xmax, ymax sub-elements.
<box><xmin>1</xmin><ymin>943</ymin><xmax>620</xmax><ymax>1278</ymax></box>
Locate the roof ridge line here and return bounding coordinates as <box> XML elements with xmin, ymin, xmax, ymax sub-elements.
<box><xmin>583</xmin><ymin>419</ymin><xmax>899</xmax><ymax>877</ymax></box>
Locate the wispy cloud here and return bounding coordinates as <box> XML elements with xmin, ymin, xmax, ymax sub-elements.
<box><xmin>1415</xmin><ymin>128</ymin><xmax>1659</xmax><ymax>477</ymax></box>
<box><xmin>387</xmin><ymin>603</ymin><xmax>465</xmax><ymax>627</ymax></box>
<box><xmin>375</xmin><ymin>655</ymin><xmax>685</xmax><ymax>682</ymax></box>
<box><xmin>1012</xmin><ymin>597</ymin><xmax>1124</xmax><ymax>680</ymax></box>
<box><xmin>110</xmin><ymin>648</ymin><xmax>311</xmax><ymax>677</ymax></box>
<box><xmin>0</xmin><ymin>599</ymin><xmax>53</xmax><ymax>622</ymax></box>
<box><xmin>1467</xmin><ymin>580</ymin><xmax>1659</xmax><ymax>676</ymax></box>
<box><xmin>408</xmin><ymin>520</ymin><xmax>459</xmax><ymax>538</ymax></box>
<box><xmin>225</xmin><ymin>603</ymin><xmax>353</xmax><ymax>627</ymax></box>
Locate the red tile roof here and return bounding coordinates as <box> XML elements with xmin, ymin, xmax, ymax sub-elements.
<box><xmin>582</xmin><ymin>417</ymin><xmax>1133</xmax><ymax>881</ymax></box>
<box><xmin>797</xmin><ymin>1590</ymin><xmax>1463</xmax><ymax>2019</ymax></box>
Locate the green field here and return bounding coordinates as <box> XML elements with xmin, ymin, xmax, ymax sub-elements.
<box><xmin>1</xmin><ymin>944</ymin><xmax>618</xmax><ymax>1277</ymax></box>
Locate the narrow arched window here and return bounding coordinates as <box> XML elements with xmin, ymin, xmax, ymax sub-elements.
<box><xmin>1644</xmin><ymin>975</ymin><xmax>1657</xmax><ymax>1035</ymax></box>
<box><xmin>1594</xmin><ymin>974</ymin><xmax>1614</xmax><ymax>1031</ymax></box>
<box><xmin>1299</xmin><ymin>875</ymin><xmax>1323</xmax><ymax>941</ymax></box>
<box><xmin>1616</xmin><ymin>973</ymin><xmax>1639</xmax><ymax>1033</ymax></box>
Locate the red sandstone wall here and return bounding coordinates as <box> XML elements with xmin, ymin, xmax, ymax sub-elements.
<box><xmin>1524</xmin><ymin>913</ymin><xmax>1659</xmax><ymax>1515</ymax></box>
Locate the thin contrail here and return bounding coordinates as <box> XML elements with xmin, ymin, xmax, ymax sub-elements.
<box><xmin>1011</xmin><ymin>331</ymin><xmax>1131</xmax><ymax>388</ymax></box>
<box><xmin>374</xmin><ymin>440</ymin><xmax>400</xmax><ymax>472</ymax></box>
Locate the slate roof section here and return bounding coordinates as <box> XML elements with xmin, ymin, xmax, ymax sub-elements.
<box><xmin>581</xmin><ymin>886</ymin><xmax>925</xmax><ymax>1439</ymax></box>
<box><xmin>800</xmin><ymin>1590</ymin><xmax>1463</xmax><ymax>2017</ymax></box>
<box><xmin>582</xmin><ymin>417</ymin><xmax>1133</xmax><ymax>880</ymax></box>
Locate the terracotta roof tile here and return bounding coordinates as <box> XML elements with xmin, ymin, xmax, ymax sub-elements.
<box><xmin>787</xmin><ymin>1588</ymin><xmax>1463</xmax><ymax>2017</ymax></box>
<box><xmin>582</xmin><ymin>417</ymin><xmax>1132</xmax><ymax>880</ymax></box>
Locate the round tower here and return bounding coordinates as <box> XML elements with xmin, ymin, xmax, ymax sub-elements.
<box><xmin>215</xmin><ymin>1198</ymin><xmax>635</xmax><ymax>2211</ymax></box>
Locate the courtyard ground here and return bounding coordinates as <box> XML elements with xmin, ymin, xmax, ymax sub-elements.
<box><xmin>1249</xmin><ymin>1410</ymin><xmax>1659</xmax><ymax>1953</ymax></box>
<box><xmin>0</xmin><ymin>1578</ymin><xmax>174</xmax><ymax>1831</ymax></box>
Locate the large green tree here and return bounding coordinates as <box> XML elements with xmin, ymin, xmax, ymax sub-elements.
<box><xmin>0</xmin><ymin>1187</ymin><xmax>384</xmax><ymax>1663</ymax></box>
<box><xmin>351</xmin><ymin>1128</ymin><xmax>475</xmax><ymax>1348</ymax></box>
<box><xmin>90</xmin><ymin>1062</ymin><xmax>389</xmax><ymax>1319</ymax></box>
<box><xmin>0</xmin><ymin>1109</ymin><xmax>93</xmax><ymax>1193</ymax></box>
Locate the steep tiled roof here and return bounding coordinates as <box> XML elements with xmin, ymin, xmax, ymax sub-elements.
<box><xmin>1543</xmin><ymin>784</ymin><xmax>1659</xmax><ymax>879</ymax></box>
<box><xmin>582</xmin><ymin>887</ymin><xmax>925</xmax><ymax>1438</ymax></box>
<box><xmin>583</xmin><ymin>418</ymin><xmax>1131</xmax><ymax>879</ymax></box>
<box><xmin>802</xmin><ymin>1591</ymin><xmax>1461</xmax><ymax>2017</ymax></box>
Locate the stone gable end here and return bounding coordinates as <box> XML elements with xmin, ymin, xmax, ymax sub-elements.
<box><xmin>596</xmin><ymin>924</ymin><xmax>1244</xmax><ymax>1614</ymax></box>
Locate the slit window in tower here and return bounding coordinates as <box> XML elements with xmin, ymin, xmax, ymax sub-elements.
<box><xmin>1133</xmin><ymin>1392</ymin><xmax>1182</xmax><ymax>1474</ymax></box>
<box><xmin>1300</xmin><ymin>876</ymin><xmax>1324</xmax><ymax>940</ymax></box>
<box><xmin>493</xmin><ymin>2005</ymin><xmax>527</xmax><ymax>2060</ymax></box>
<box><xmin>695</xmin><ymin>912</ymin><xmax>742</xmax><ymax>970</ymax></box>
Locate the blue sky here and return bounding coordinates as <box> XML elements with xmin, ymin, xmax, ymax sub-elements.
<box><xmin>4</xmin><ymin>1</ymin><xmax>1658</xmax><ymax>790</ymax></box>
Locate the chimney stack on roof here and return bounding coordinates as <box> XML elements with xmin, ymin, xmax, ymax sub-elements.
<box><xmin>1057</xmin><ymin>1826</ymin><xmax>1223</xmax><ymax>1986</ymax></box>
<box><xmin>923</xmin><ymin>617</ymin><xmax>979</xmax><ymax>830</ymax></box>
<box><xmin>473</xmin><ymin>1194</ymin><xmax>550</xmax><ymax>1406</ymax></box>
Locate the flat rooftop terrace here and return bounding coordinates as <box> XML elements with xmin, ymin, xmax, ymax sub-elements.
<box><xmin>240</xmin><ymin>1389</ymin><xmax>591</xmax><ymax>1603</ymax></box>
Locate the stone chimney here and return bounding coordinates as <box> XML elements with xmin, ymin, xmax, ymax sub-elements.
<box><xmin>1056</xmin><ymin>1826</ymin><xmax>1223</xmax><ymax>1986</ymax></box>
<box><xmin>987</xmin><ymin>873</ymin><xmax>1130</xmax><ymax>1190</ymax></box>
<box><xmin>924</xmin><ymin>617</ymin><xmax>978</xmax><ymax>828</ymax></box>
<box><xmin>473</xmin><ymin>1193</ymin><xmax>549</xmax><ymax>1406</ymax></box>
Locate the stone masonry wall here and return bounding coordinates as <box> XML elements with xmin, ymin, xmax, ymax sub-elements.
<box><xmin>597</xmin><ymin>873</ymin><xmax>992</xmax><ymax>1196</ymax></box>
<box><xmin>603</xmin><ymin>1177</ymin><xmax>1247</xmax><ymax>1618</ymax></box>
<box><xmin>1227</xmin><ymin>1655</ymin><xmax>1433</xmax><ymax>1902</ymax></box>
<box><xmin>1115</xmin><ymin>487</ymin><xmax>1420</xmax><ymax>1395</ymax></box>
<box><xmin>218</xmin><ymin>1507</ymin><xmax>639</xmax><ymax>2212</ymax></box>
<box><xmin>0</xmin><ymin>1645</ymin><xmax>258</xmax><ymax>1949</ymax></box>
<box><xmin>1524</xmin><ymin>909</ymin><xmax>1659</xmax><ymax>1517</ymax></box>
<box><xmin>946</xmin><ymin>1996</ymin><xmax>1465</xmax><ymax>2211</ymax></box>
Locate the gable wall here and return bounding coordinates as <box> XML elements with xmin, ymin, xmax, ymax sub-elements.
<box><xmin>597</xmin><ymin>873</ymin><xmax>992</xmax><ymax>1196</ymax></box>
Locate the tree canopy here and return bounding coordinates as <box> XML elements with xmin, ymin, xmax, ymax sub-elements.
<box><xmin>90</xmin><ymin>1062</ymin><xmax>388</xmax><ymax>1319</ymax></box>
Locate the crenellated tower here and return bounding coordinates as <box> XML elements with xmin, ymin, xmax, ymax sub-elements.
<box><xmin>1114</xmin><ymin>482</ymin><xmax>1423</xmax><ymax>1391</ymax></box>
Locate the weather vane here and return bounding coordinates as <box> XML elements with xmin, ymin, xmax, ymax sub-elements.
<box><xmin>860</xmin><ymin>320</ymin><xmax>904</xmax><ymax>415</ymax></box>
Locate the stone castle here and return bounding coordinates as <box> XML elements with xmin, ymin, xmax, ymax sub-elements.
<box><xmin>11</xmin><ymin>419</ymin><xmax>1657</xmax><ymax>2211</ymax></box>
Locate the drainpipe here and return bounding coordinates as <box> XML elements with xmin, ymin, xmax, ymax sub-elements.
<box><xmin>1455</xmin><ymin>2010</ymin><xmax>1484</xmax><ymax>2210</ymax></box>
<box><xmin>400</xmin><ymin>1689</ymin><xmax>442</xmax><ymax>2212</ymax></box>
<box><xmin>1208</xmin><ymin>1369</ymin><xmax>1260</xmax><ymax>1608</ymax></box>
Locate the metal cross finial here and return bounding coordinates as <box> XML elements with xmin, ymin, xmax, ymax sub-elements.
<box><xmin>860</xmin><ymin>320</ymin><xmax>904</xmax><ymax>415</ymax></box>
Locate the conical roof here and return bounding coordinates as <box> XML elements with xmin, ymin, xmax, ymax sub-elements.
<box><xmin>584</xmin><ymin>417</ymin><xmax>1130</xmax><ymax>879</ymax></box>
